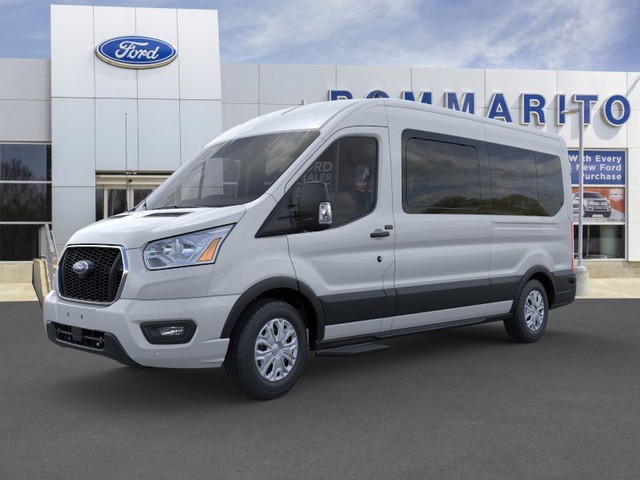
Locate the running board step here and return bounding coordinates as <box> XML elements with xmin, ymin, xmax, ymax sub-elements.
<box><xmin>316</xmin><ymin>342</ymin><xmax>389</xmax><ymax>357</ymax></box>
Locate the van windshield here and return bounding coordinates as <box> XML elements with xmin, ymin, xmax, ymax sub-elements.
<box><xmin>143</xmin><ymin>130</ymin><xmax>319</xmax><ymax>210</ymax></box>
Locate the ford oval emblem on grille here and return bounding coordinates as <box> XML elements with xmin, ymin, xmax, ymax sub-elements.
<box><xmin>72</xmin><ymin>260</ymin><xmax>94</xmax><ymax>276</ymax></box>
<box><xmin>95</xmin><ymin>36</ymin><xmax>177</xmax><ymax>69</ymax></box>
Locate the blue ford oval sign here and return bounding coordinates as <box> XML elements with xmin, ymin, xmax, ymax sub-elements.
<box><xmin>95</xmin><ymin>36</ymin><xmax>177</xmax><ymax>69</ymax></box>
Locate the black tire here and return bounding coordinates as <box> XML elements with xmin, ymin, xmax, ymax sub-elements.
<box><xmin>504</xmin><ymin>279</ymin><xmax>549</xmax><ymax>343</ymax></box>
<box><xmin>225</xmin><ymin>299</ymin><xmax>307</xmax><ymax>400</ymax></box>
<box><xmin>603</xmin><ymin>211</ymin><xmax>611</xmax><ymax>218</ymax></box>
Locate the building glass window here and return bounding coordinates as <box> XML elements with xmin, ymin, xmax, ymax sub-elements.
<box><xmin>575</xmin><ymin>225</ymin><xmax>625</xmax><ymax>259</ymax></box>
<box><xmin>0</xmin><ymin>144</ymin><xmax>52</xmax><ymax>261</ymax></box>
<box><xmin>569</xmin><ymin>149</ymin><xmax>626</xmax><ymax>260</ymax></box>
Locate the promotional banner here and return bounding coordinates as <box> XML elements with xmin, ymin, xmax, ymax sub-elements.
<box><xmin>568</xmin><ymin>150</ymin><xmax>625</xmax><ymax>186</ymax></box>
<box><xmin>572</xmin><ymin>186</ymin><xmax>625</xmax><ymax>223</ymax></box>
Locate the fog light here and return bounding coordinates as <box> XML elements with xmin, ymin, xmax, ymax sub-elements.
<box><xmin>157</xmin><ymin>325</ymin><xmax>186</xmax><ymax>337</ymax></box>
<box><xmin>141</xmin><ymin>320</ymin><xmax>196</xmax><ymax>345</ymax></box>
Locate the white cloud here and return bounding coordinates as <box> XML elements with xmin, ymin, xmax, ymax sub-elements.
<box><xmin>221</xmin><ymin>0</ymin><xmax>418</xmax><ymax>62</ymax></box>
<box><xmin>220</xmin><ymin>0</ymin><xmax>633</xmax><ymax>71</ymax></box>
<box><xmin>0</xmin><ymin>0</ymin><xmax>635</xmax><ymax>70</ymax></box>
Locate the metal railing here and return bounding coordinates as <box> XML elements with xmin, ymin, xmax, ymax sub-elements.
<box><xmin>38</xmin><ymin>224</ymin><xmax>58</xmax><ymax>289</ymax></box>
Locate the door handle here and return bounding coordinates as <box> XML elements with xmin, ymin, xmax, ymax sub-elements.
<box><xmin>370</xmin><ymin>229</ymin><xmax>390</xmax><ymax>238</ymax></box>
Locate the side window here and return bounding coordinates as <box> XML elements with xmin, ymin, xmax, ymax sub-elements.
<box><xmin>257</xmin><ymin>136</ymin><xmax>378</xmax><ymax>236</ymax></box>
<box><xmin>403</xmin><ymin>136</ymin><xmax>481</xmax><ymax>214</ymax></box>
<box><xmin>301</xmin><ymin>137</ymin><xmax>377</xmax><ymax>226</ymax></box>
<box><xmin>488</xmin><ymin>143</ymin><xmax>546</xmax><ymax>216</ymax></box>
<box><xmin>534</xmin><ymin>153</ymin><xmax>564</xmax><ymax>216</ymax></box>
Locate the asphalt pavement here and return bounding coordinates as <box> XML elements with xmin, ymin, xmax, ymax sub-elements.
<box><xmin>1</xmin><ymin>299</ymin><xmax>640</xmax><ymax>480</ymax></box>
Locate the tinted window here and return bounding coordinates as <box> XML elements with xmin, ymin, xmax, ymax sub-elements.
<box><xmin>0</xmin><ymin>224</ymin><xmax>41</xmax><ymax>261</ymax></box>
<box><xmin>403</xmin><ymin>137</ymin><xmax>481</xmax><ymax>213</ymax></box>
<box><xmin>0</xmin><ymin>144</ymin><xmax>51</xmax><ymax>181</ymax></box>
<box><xmin>258</xmin><ymin>137</ymin><xmax>378</xmax><ymax>236</ymax></box>
<box><xmin>488</xmin><ymin>143</ymin><xmax>546</xmax><ymax>216</ymax></box>
<box><xmin>534</xmin><ymin>153</ymin><xmax>564</xmax><ymax>216</ymax></box>
<box><xmin>584</xmin><ymin>192</ymin><xmax>603</xmax><ymax>199</ymax></box>
<box><xmin>0</xmin><ymin>184</ymin><xmax>51</xmax><ymax>221</ymax></box>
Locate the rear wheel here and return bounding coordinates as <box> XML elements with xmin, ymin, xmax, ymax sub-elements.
<box><xmin>504</xmin><ymin>279</ymin><xmax>548</xmax><ymax>343</ymax></box>
<box><xmin>225</xmin><ymin>299</ymin><xmax>307</xmax><ymax>400</ymax></box>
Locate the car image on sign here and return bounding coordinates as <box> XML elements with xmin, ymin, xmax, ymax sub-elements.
<box><xmin>573</xmin><ymin>191</ymin><xmax>612</xmax><ymax>218</ymax></box>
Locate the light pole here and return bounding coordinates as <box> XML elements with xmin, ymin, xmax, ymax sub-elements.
<box><xmin>562</xmin><ymin>105</ymin><xmax>589</xmax><ymax>295</ymax></box>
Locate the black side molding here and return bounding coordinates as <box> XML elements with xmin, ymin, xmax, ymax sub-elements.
<box><xmin>551</xmin><ymin>270</ymin><xmax>577</xmax><ymax>308</ymax></box>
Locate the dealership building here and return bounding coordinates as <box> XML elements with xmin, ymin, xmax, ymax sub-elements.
<box><xmin>0</xmin><ymin>4</ymin><xmax>639</xmax><ymax>281</ymax></box>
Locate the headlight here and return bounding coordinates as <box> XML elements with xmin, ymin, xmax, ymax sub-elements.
<box><xmin>143</xmin><ymin>225</ymin><xmax>233</xmax><ymax>270</ymax></box>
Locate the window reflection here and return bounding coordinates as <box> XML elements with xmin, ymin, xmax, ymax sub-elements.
<box><xmin>0</xmin><ymin>225</ymin><xmax>41</xmax><ymax>261</ymax></box>
<box><xmin>0</xmin><ymin>144</ymin><xmax>52</xmax><ymax>261</ymax></box>
<box><xmin>0</xmin><ymin>145</ymin><xmax>51</xmax><ymax>181</ymax></box>
<box><xmin>107</xmin><ymin>189</ymin><xmax>127</xmax><ymax>217</ymax></box>
<box><xmin>0</xmin><ymin>184</ymin><xmax>51</xmax><ymax>221</ymax></box>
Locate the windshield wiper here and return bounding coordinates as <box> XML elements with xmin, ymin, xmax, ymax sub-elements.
<box><xmin>153</xmin><ymin>204</ymin><xmax>209</xmax><ymax>210</ymax></box>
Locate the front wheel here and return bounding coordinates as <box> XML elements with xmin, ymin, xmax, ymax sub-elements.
<box><xmin>225</xmin><ymin>299</ymin><xmax>307</xmax><ymax>400</ymax></box>
<box><xmin>504</xmin><ymin>279</ymin><xmax>549</xmax><ymax>343</ymax></box>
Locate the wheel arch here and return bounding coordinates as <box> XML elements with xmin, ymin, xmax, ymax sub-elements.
<box><xmin>221</xmin><ymin>277</ymin><xmax>325</xmax><ymax>349</ymax></box>
<box><xmin>510</xmin><ymin>266</ymin><xmax>557</xmax><ymax>312</ymax></box>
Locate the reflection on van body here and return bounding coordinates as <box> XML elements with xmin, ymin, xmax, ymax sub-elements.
<box><xmin>44</xmin><ymin>99</ymin><xmax>576</xmax><ymax>400</ymax></box>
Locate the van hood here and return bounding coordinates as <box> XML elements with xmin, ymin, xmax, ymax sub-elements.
<box><xmin>67</xmin><ymin>205</ymin><xmax>247</xmax><ymax>249</ymax></box>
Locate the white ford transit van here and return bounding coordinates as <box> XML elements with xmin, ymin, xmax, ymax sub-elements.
<box><xmin>44</xmin><ymin>99</ymin><xmax>576</xmax><ymax>400</ymax></box>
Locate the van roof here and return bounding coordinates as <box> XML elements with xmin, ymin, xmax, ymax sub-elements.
<box><xmin>208</xmin><ymin>99</ymin><xmax>562</xmax><ymax>145</ymax></box>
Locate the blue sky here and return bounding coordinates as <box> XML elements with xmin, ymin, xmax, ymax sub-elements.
<box><xmin>1</xmin><ymin>0</ymin><xmax>639</xmax><ymax>71</ymax></box>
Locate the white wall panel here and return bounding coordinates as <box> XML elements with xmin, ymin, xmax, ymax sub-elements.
<box><xmin>412</xmin><ymin>67</ymin><xmax>485</xmax><ymax>109</ymax></box>
<box><xmin>259</xmin><ymin>64</ymin><xmax>335</xmax><ymax>105</ymax></box>
<box><xmin>629</xmin><ymin>148</ymin><xmax>640</xmax><ymax>187</ymax></box>
<box><xmin>625</xmin><ymin>109</ymin><xmax>640</xmax><ymax>148</ymax></box>
<box><xmin>629</xmin><ymin>224</ymin><xmax>640</xmax><ymax>262</ymax></box>
<box><xmin>52</xmin><ymin>187</ymin><xmax>95</xmax><ymax>252</ymax></box>
<box><xmin>138</xmin><ymin>99</ymin><xmax>180</xmax><ymax>171</ymax></box>
<box><xmin>625</xmin><ymin>72</ymin><xmax>640</xmax><ymax>105</ymax></box>
<box><xmin>628</xmin><ymin>186</ymin><xmax>640</xmax><ymax>224</ymax></box>
<box><xmin>556</xmin><ymin>110</ymin><xmax>627</xmax><ymax>149</ymax></box>
<box><xmin>557</xmin><ymin>71</ymin><xmax>627</xmax><ymax>111</ymax></box>
<box><xmin>0</xmin><ymin>101</ymin><xmax>51</xmax><ymax>142</ymax></box>
<box><xmin>485</xmin><ymin>69</ymin><xmax>556</xmax><ymax>110</ymax></box>
<box><xmin>93</xmin><ymin>6</ymin><xmax>137</xmax><ymax>99</ymax></box>
<box><xmin>221</xmin><ymin>64</ymin><xmax>259</xmax><ymax>104</ymax></box>
<box><xmin>136</xmin><ymin>8</ymin><xmax>179</xmax><ymax>99</ymax></box>
<box><xmin>180</xmin><ymin>100</ymin><xmax>222</xmax><ymax>164</ymax></box>
<box><xmin>51</xmin><ymin>98</ymin><xmax>95</xmax><ymax>187</ymax></box>
<box><xmin>222</xmin><ymin>103</ymin><xmax>260</xmax><ymax>131</ymax></box>
<box><xmin>0</xmin><ymin>59</ymin><xmax>50</xmax><ymax>100</ymax></box>
<box><xmin>629</xmin><ymin>137</ymin><xmax>640</xmax><ymax>258</ymax></box>
<box><xmin>177</xmin><ymin>9</ymin><xmax>221</xmax><ymax>100</ymax></box>
<box><xmin>336</xmin><ymin>65</ymin><xmax>411</xmax><ymax>100</ymax></box>
<box><xmin>95</xmin><ymin>99</ymin><xmax>138</xmax><ymax>171</ymax></box>
<box><xmin>628</xmin><ymin>149</ymin><xmax>640</xmax><ymax>261</ymax></box>
<box><xmin>51</xmin><ymin>5</ymin><xmax>94</xmax><ymax>98</ymax></box>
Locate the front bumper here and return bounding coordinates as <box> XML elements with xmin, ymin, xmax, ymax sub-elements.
<box><xmin>43</xmin><ymin>290</ymin><xmax>239</xmax><ymax>368</ymax></box>
<box><xmin>585</xmin><ymin>205</ymin><xmax>610</xmax><ymax>214</ymax></box>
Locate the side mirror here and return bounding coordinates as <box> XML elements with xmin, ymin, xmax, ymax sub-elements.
<box><xmin>296</xmin><ymin>182</ymin><xmax>332</xmax><ymax>231</ymax></box>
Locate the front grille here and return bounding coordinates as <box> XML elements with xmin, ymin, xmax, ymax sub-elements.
<box><xmin>59</xmin><ymin>246</ymin><xmax>125</xmax><ymax>303</ymax></box>
<box><xmin>54</xmin><ymin>322</ymin><xmax>105</xmax><ymax>350</ymax></box>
